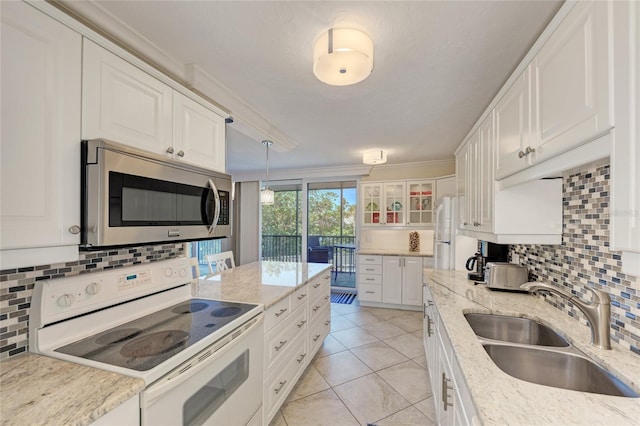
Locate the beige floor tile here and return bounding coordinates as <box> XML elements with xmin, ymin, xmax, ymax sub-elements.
<box><xmin>377</xmin><ymin>360</ymin><xmax>432</xmax><ymax>403</ymax></box>
<box><xmin>331</xmin><ymin>303</ymin><xmax>364</xmax><ymax>315</ymax></box>
<box><xmin>331</xmin><ymin>326</ymin><xmax>380</xmax><ymax>349</ymax></box>
<box><xmin>412</xmin><ymin>352</ymin><xmax>428</xmax><ymax>369</ymax></box>
<box><xmin>377</xmin><ymin>405</ymin><xmax>434</xmax><ymax>426</ymax></box>
<box><xmin>350</xmin><ymin>341</ymin><xmax>409</xmax><ymax>371</ymax></box>
<box><xmin>314</xmin><ymin>334</ymin><xmax>347</xmax><ymax>358</ymax></box>
<box><xmin>363</xmin><ymin>307</ymin><xmax>409</xmax><ymax>321</ymax></box>
<box><xmin>330</xmin><ymin>315</ymin><xmax>357</xmax><ymax>333</ymax></box>
<box><xmin>285</xmin><ymin>365</ymin><xmax>330</xmax><ymax>403</ymax></box>
<box><xmin>342</xmin><ymin>310</ymin><xmax>381</xmax><ymax>326</ymax></box>
<box><xmin>389</xmin><ymin>314</ymin><xmax>424</xmax><ymax>333</ymax></box>
<box><xmin>384</xmin><ymin>332</ymin><xmax>424</xmax><ymax>358</ymax></box>
<box><xmin>281</xmin><ymin>389</ymin><xmax>359</xmax><ymax>426</ymax></box>
<box><xmin>359</xmin><ymin>318</ymin><xmax>407</xmax><ymax>339</ymax></box>
<box><xmin>313</xmin><ymin>350</ymin><xmax>373</xmax><ymax>386</ymax></box>
<box><xmin>414</xmin><ymin>397</ymin><xmax>437</xmax><ymax>422</ymax></box>
<box><xmin>333</xmin><ymin>373</ymin><xmax>411</xmax><ymax>424</ymax></box>
<box><xmin>269</xmin><ymin>410</ymin><xmax>287</xmax><ymax>426</ymax></box>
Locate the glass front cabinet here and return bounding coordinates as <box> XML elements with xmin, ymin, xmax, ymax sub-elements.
<box><xmin>407</xmin><ymin>181</ymin><xmax>434</xmax><ymax>225</ymax></box>
<box><xmin>360</xmin><ymin>180</ymin><xmax>434</xmax><ymax>227</ymax></box>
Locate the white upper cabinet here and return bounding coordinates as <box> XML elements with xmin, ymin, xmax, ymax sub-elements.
<box><xmin>455</xmin><ymin>144</ymin><xmax>468</xmax><ymax>229</ymax></box>
<box><xmin>0</xmin><ymin>1</ymin><xmax>81</xmax><ymax>267</ymax></box>
<box><xmin>611</xmin><ymin>0</ymin><xmax>640</xmax><ymax>276</ymax></box>
<box><xmin>361</xmin><ymin>180</ymin><xmax>436</xmax><ymax>227</ymax></box>
<box><xmin>82</xmin><ymin>39</ymin><xmax>173</xmax><ymax>154</ymax></box>
<box><xmin>173</xmin><ymin>91</ymin><xmax>226</xmax><ymax>172</ymax></box>
<box><xmin>407</xmin><ymin>181</ymin><xmax>435</xmax><ymax>226</ymax></box>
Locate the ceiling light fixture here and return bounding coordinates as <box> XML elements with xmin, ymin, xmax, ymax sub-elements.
<box><xmin>363</xmin><ymin>149</ymin><xmax>387</xmax><ymax>165</ymax></box>
<box><xmin>313</xmin><ymin>28</ymin><xmax>374</xmax><ymax>86</ymax></box>
<box><xmin>260</xmin><ymin>140</ymin><xmax>274</xmax><ymax>205</ymax></box>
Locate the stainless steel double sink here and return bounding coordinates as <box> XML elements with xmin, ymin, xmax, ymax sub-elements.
<box><xmin>464</xmin><ymin>313</ymin><xmax>638</xmax><ymax>397</ymax></box>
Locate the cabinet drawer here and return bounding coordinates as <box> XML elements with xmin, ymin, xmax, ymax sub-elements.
<box><xmin>291</xmin><ymin>284</ymin><xmax>309</xmax><ymax>312</ymax></box>
<box><xmin>264</xmin><ymin>296</ymin><xmax>291</xmax><ymax>333</ymax></box>
<box><xmin>358</xmin><ymin>255</ymin><xmax>382</xmax><ymax>265</ymax></box>
<box><xmin>358</xmin><ymin>273</ymin><xmax>382</xmax><ymax>285</ymax></box>
<box><xmin>308</xmin><ymin>305</ymin><xmax>331</xmax><ymax>356</ymax></box>
<box><xmin>359</xmin><ymin>264</ymin><xmax>382</xmax><ymax>275</ymax></box>
<box><xmin>358</xmin><ymin>284</ymin><xmax>382</xmax><ymax>302</ymax></box>
<box><xmin>309</xmin><ymin>273</ymin><xmax>331</xmax><ymax>298</ymax></box>
<box><xmin>264</xmin><ymin>305</ymin><xmax>306</xmax><ymax>370</ymax></box>
<box><xmin>309</xmin><ymin>291</ymin><xmax>330</xmax><ymax>324</ymax></box>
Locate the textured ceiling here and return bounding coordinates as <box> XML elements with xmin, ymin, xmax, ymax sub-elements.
<box><xmin>90</xmin><ymin>0</ymin><xmax>563</xmax><ymax>174</ymax></box>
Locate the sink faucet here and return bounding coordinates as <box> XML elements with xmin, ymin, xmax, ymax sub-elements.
<box><xmin>520</xmin><ymin>282</ymin><xmax>612</xmax><ymax>350</ymax></box>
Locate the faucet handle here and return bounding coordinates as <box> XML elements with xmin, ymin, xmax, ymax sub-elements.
<box><xmin>580</xmin><ymin>286</ymin><xmax>610</xmax><ymax>305</ymax></box>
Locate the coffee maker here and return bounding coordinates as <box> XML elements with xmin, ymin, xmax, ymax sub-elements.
<box><xmin>465</xmin><ymin>241</ymin><xmax>509</xmax><ymax>281</ymax></box>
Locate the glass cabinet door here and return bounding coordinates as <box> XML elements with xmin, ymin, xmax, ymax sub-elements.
<box><xmin>362</xmin><ymin>184</ymin><xmax>382</xmax><ymax>225</ymax></box>
<box><xmin>384</xmin><ymin>183</ymin><xmax>406</xmax><ymax>225</ymax></box>
<box><xmin>408</xmin><ymin>181</ymin><xmax>434</xmax><ymax>225</ymax></box>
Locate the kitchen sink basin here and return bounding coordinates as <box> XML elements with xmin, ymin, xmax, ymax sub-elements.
<box><xmin>464</xmin><ymin>313</ymin><xmax>569</xmax><ymax>347</ymax></box>
<box><xmin>483</xmin><ymin>344</ymin><xmax>639</xmax><ymax>397</ymax></box>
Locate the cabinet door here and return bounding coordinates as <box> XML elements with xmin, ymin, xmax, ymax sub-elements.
<box><xmin>173</xmin><ymin>91</ymin><xmax>226</xmax><ymax>172</ymax></box>
<box><xmin>381</xmin><ymin>256</ymin><xmax>402</xmax><ymax>304</ymax></box>
<box><xmin>82</xmin><ymin>39</ymin><xmax>172</xmax><ymax>155</ymax></box>
<box><xmin>455</xmin><ymin>144</ymin><xmax>469</xmax><ymax>229</ymax></box>
<box><xmin>532</xmin><ymin>0</ymin><xmax>611</xmax><ymax>163</ymax></box>
<box><xmin>466</xmin><ymin>131</ymin><xmax>480</xmax><ymax>230</ymax></box>
<box><xmin>477</xmin><ymin>112</ymin><xmax>494</xmax><ymax>233</ymax></box>
<box><xmin>361</xmin><ymin>183</ymin><xmax>383</xmax><ymax>226</ymax></box>
<box><xmin>401</xmin><ymin>257</ymin><xmax>423</xmax><ymax>306</ymax></box>
<box><xmin>383</xmin><ymin>183</ymin><xmax>406</xmax><ymax>225</ymax></box>
<box><xmin>407</xmin><ymin>181</ymin><xmax>435</xmax><ymax>225</ymax></box>
<box><xmin>0</xmin><ymin>2</ymin><xmax>81</xmax><ymax>252</ymax></box>
<box><xmin>495</xmin><ymin>69</ymin><xmax>532</xmax><ymax>180</ymax></box>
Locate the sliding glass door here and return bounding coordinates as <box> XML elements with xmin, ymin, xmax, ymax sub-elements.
<box><xmin>261</xmin><ymin>182</ymin><xmax>302</xmax><ymax>261</ymax></box>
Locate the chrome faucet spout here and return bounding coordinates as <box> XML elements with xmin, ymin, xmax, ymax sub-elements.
<box><xmin>520</xmin><ymin>282</ymin><xmax>611</xmax><ymax>350</ymax></box>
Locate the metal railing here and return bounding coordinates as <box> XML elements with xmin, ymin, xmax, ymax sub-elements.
<box><xmin>261</xmin><ymin>235</ymin><xmax>355</xmax><ymax>262</ymax></box>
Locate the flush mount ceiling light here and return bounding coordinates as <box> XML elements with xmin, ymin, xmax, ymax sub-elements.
<box><xmin>363</xmin><ymin>149</ymin><xmax>387</xmax><ymax>165</ymax></box>
<box><xmin>313</xmin><ymin>28</ymin><xmax>374</xmax><ymax>86</ymax></box>
<box><xmin>260</xmin><ymin>140</ymin><xmax>274</xmax><ymax>205</ymax></box>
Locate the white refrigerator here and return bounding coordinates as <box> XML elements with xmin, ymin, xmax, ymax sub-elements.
<box><xmin>433</xmin><ymin>196</ymin><xmax>477</xmax><ymax>270</ymax></box>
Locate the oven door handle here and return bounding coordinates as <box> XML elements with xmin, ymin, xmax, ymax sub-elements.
<box><xmin>206</xmin><ymin>179</ymin><xmax>221</xmax><ymax>235</ymax></box>
<box><xmin>142</xmin><ymin>314</ymin><xmax>263</xmax><ymax>405</ymax></box>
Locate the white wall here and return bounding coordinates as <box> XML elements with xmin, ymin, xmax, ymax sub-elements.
<box><xmin>360</xmin><ymin>229</ymin><xmax>435</xmax><ymax>255</ymax></box>
<box><xmin>362</xmin><ymin>160</ymin><xmax>455</xmax><ymax>181</ymax></box>
<box><xmin>237</xmin><ymin>181</ymin><xmax>260</xmax><ymax>265</ymax></box>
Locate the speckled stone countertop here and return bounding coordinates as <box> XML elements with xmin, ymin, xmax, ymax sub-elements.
<box><xmin>357</xmin><ymin>248</ymin><xmax>433</xmax><ymax>257</ymax></box>
<box><xmin>194</xmin><ymin>261</ymin><xmax>332</xmax><ymax>308</ymax></box>
<box><xmin>0</xmin><ymin>353</ymin><xmax>144</xmax><ymax>426</ymax></box>
<box><xmin>424</xmin><ymin>269</ymin><xmax>640</xmax><ymax>425</ymax></box>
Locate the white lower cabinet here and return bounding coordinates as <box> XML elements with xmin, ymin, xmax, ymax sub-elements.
<box><xmin>359</xmin><ymin>255</ymin><xmax>425</xmax><ymax>307</ymax></box>
<box><xmin>423</xmin><ymin>283</ymin><xmax>478</xmax><ymax>425</ymax></box>
<box><xmin>0</xmin><ymin>1</ymin><xmax>82</xmax><ymax>268</ymax></box>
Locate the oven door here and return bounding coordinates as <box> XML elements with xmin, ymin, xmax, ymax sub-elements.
<box><xmin>140</xmin><ymin>316</ymin><xmax>263</xmax><ymax>426</ymax></box>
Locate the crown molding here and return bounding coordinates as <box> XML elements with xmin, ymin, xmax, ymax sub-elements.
<box><xmin>372</xmin><ymin>158</ymin><xmax>455</xmax><ymax>170</ymax></box>
<box><xmin>231</xmin><ymin>165</ymin><xmax>372</xmax><ymax>182</ymax></box>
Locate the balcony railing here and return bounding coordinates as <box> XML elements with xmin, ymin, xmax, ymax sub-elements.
<box><xmin>261</xmin><ymin>235</ymin><xmax>355</xmax><ymax>263</ymax></box>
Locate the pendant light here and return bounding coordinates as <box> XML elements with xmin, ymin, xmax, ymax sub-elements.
<box><xmin>260</xmin><ymin>140</ymin><xmax>274</xmax><ymax>205</ymax></box>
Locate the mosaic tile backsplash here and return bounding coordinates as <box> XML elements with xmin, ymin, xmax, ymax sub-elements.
<box><xmin>510</xmin><ymin>163</ymin><xmax>639</xmax><ymax>356</ymax></box>
<box><xmin>0</xmin><ymin>244</ymin><xmax>184</xmax><ymax>360</ymax></box>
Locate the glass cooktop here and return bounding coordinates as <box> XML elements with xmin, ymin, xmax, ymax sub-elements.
<box><xmin>55</xmin><ymin>299</ymin><xmax>259</xmax><ymax>371</ymax></box>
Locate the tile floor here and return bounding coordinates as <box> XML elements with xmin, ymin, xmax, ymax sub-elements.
<box><xmin>270</xmin><ymin>301</ymin><xmax>437</xmax><ymax>426</ymax></box>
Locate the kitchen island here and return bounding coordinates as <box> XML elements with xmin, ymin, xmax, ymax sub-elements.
<box><xmin>424</xmin><ymin>269</ymin><xmax>640</xmax><ymax>425</ymax></box>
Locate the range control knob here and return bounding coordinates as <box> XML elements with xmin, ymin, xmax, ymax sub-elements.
<box><xmin>85</xmin><ymin>282</ymin><xmax>101</xmax><ymax>295</ymax></box>
<box><xmin>179</xmin><ymin>268</ymin><xmax>187</xmax><ymax>278</ymax></box>
<box><xmin>57</xmin><ymin>294</ymin><xmax>75</xmax><ymax>308</ymax></box>
<box><xmin>164</xmin><ymin>267</ymin><xmax>173</xmax><ymax>278</ymax></box>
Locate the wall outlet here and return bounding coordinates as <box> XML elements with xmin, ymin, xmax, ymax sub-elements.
<box><xmin>512</xmin><ymin>254</ymin><xmax>520</xmax><ymax>264</ymax></box>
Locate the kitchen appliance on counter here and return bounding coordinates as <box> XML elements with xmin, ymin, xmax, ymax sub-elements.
<box><xmin>465</xmin><ymin>241</ymin><xmax>509</xmax><ymax>282</ymax></box>
<box><xmin>29</xmin><ymin>257</ymin><xmax>263</xmax><ymax>425</ymax></box>
<box><xmin>485</xmin><ymin>262</ymin><xmax>529</xmax><ymax>291</ymax></box>
<box><xmin>434</xmin><ymin>197</ymin><xmax>478</xmax><ymax>270</ymax></box>
<box><xmin>81</xmin><ymin>139</ymin><xmax>232</xmax><ymax>249</ymax></box>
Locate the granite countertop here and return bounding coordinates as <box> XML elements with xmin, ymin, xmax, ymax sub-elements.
<box><xmin>424</xmin><ymin>269</ymin><xmax>640</xmax><ymax>425</ymax></box>
<box><xmin>0</xmin><ymin>353</ymin><xmax>144</xmax><ymax>426</ymax></box>
<box><xmin>194</xmin><ymin>261</ymin><xmax>333</xmax><ymax>308</ymax></box>
<box><xmin>357</xmin><ymin>248</ymin><xmax>433</xmax><ymax>257</ymax></box>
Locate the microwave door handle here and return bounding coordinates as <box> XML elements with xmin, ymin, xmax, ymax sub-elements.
<box><xmin>207</xmin><ymin>179</ymin><xmax>221</xmax><ymax>235</ymax></box>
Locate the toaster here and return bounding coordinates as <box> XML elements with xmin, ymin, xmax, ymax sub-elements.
<box><xmin>485</xmin><ymin>262</ymin><xmax>529</xmax><ymax>291</ymax></box>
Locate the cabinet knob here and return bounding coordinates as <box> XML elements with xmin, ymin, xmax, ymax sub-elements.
<box><xmin>68</xmin><ymin>225</ymin><xmax>81</xmax><ymax>235</ymax></box>
<box><xmin>518</xmin><ymin>150</ymin><xmax>526</xmax><ymax>158</ymax></box>
<box><xmin>177</xmin><ymin>150</ymin><xmax>185</xmax><ymax>157</ymax></box>
<box><xmin>473</xmin><ymin>222</ymin><xmax>480</xmax><ymax>227</ymax></box>
<box><xmin>525</xmin><ymin>146</ymin><xmax>536</xmax><ymax>155</ymax></box>
<box><xmin>166</xmin><ymin>147</ymin><xmax>174</xmax><ymax>154</ymax></box>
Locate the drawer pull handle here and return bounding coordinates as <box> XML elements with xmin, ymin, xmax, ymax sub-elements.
<box><xmin>297</xmin><ymin>293</ymin><xmax>307</xmax><ymax>300</ymax></box>
<box><xmin>274</xmin><ymin>308</ymin><xmax>288</xmax><ymax>317</ymax></box>
<box><xmin>324</xmin><ymin>295</ymin><xmax>329</xmax><ymax>300</ymax></box>
<box><xmin>296</xmin><ymin>353</ymin><xmax>307</xmax><ymax>364</ymax></box>
<box><xmin>366</xmin><ymin>258</ymin><xmax>375</xmax><ymax>261</ymax></box>
<box><xmin>442</xmin><ymin>373</ymin><xmax>454</xmax><ymax>411</ymax></box>
<box><xmin>313</xmin><ymin>283</ymin><xmax>321</xmax><ymax>288</ymax></box>
<box><xmin>366</xmin><ymin>278</ymin><xmax>375</xmax><ymax>281</ymax></box>
<box><xmin>365</xmin><ymin>268</ymin><xmax>374</xmax><ymax>271</ymax></box>
<box><xmin>313</xmin><ymin>305</ymin><xmax>321</xmax><ymax>312</ymax></box>
<box><xmin>274</xmin><ymin>380</ymin><xmax>287</xmax><ymax>394</ymax></box>
<box><xmin>275</xmin><ymin>340</ymin><xmax>288</xmax><ymax>351</ymax></box>
<box><xmin>297</xmin><ymin>320</ymin><xmax>307</xmax><ymax>328</ymax></box>
<box><xmin>365</xmin><ymin>291</ymin><xmax>375</xmax><ymax>294</ymax></box>
<box><xmin>325</xmin><ymin>320</ymin><xmax>330</xmax><ymax>326</ymax></box>
<box><xmin>312</xmin><ymin>334</ymin><xmax>321</xmax><ymax>342</ymax></box>
<box><xmin>324</xmin><ymin>275</ymin><xmax>330</xmax><ymax>280</ymax></box>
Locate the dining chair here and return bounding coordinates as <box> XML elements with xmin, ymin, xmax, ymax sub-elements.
<box><xmin>205</xmin><ymin>251</ymin><xmax>236</xmax><ymax>275</ymax></box>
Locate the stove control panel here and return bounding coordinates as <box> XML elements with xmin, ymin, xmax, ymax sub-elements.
<box><xmin>32</xmin><ymin>257</ymin><xmax>193</xmax><ymax>327</ymax></box>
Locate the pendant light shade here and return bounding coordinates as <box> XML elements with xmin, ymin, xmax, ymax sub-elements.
<box><xmin>363</xmin><ymin>149</ymin><xmax>387</xmax><ymax>165</ymax></box>
<box><xmin>313</xmin><ymin>28</ymin><xmax>374</xmax><ymax>86</ymax></box>
<box><xmin>261</xmin><ymin>140</ymin><xmax>274</xmax><ymax>206</ymax></box>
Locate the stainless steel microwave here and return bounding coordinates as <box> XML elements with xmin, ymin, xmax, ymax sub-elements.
<box><xmin>81</xmin><ymin>139</ymin><xmax>232</xmax><ymax>249</ymax></box>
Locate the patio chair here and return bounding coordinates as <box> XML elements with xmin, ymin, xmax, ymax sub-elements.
<box><xmin>308</xmin><ymin>246</ymin><xmax>330</xmax><ymax>263</ymax></box>
<box><xmin>205</xmin><ymin>251</ymin><xmax>235</xmax><ymax>276</ymax></box>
